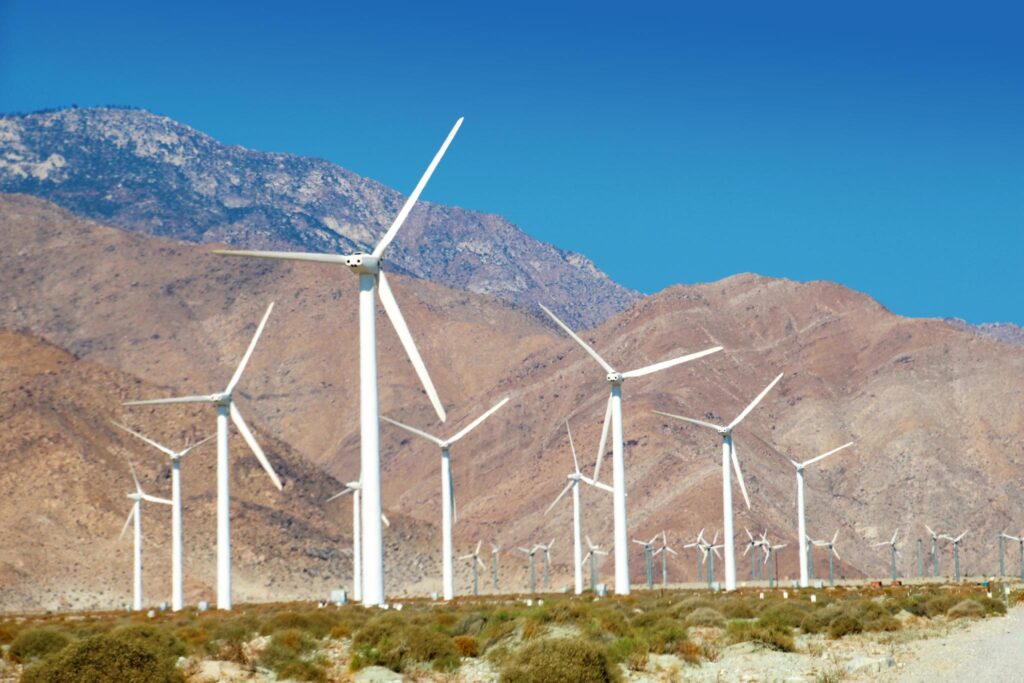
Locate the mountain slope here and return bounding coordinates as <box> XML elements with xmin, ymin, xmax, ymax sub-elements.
<box><xmin>0</xmin><ymin>106</ymin><xmax>637</xmax><ymax>328</ymax></box>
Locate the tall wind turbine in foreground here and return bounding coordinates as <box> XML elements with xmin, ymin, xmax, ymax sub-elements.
<box><xmin>382</xmin><ymin>397</ymin><xmax>509</xmax><ymax>601</ymax></box>
<box><xmin>113</xmin><ymin>424</ymin><xmax>214</xmax><ymax>611</ymax></box>
<box><xmin>654</xmin><ymin>373</ymin><xmax>784</xmax><ymax>591</ymax></box>
<box><xmin>327</xmin><ymin>479</ymin><xmax>390</xmax><ymax>603</ymax></box>
<box><xmin>120</xmin><ymin>461</ymin><xmax>172</xmax><ymax>611</ymax></box>
<box><xmin>214</xmin><ymin>120</ymin><xmax>462</xmax><ymax>607</ymax></box>
<box><xmin>779</xmin><ymin>441</ymin><xmax>854</xmax><ymax>587</ymax></box>
<box><xmin>545</xmin><ymin>421</ymin><xmax>613</xmax><ymax>595</ymax></box>
<box><xmin>124</xmin><ymin>303</ymin><xmax>283</xmax><ymax>610</ymax></box>
<box><xmin>540</xmin><ymin>304</ymin><xmax>721</xmax><ymax>595</ymax></box>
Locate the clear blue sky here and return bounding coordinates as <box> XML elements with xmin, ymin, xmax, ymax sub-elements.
<box><xmin>1</xmin><ymin>1</ymin><xmax>1021</xmax><ymax>324</ymax></box>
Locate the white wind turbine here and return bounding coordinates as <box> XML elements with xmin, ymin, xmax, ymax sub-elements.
<box><xmin>940</xmin><ymin>530</ymin><xmax>968</xmax><ymax>582</ymax></box>
<box><xmin>537</xmin><ymin>538</ymin><xmax>556</xmax><ymax>590</ymax></box>
<box><xmin>459</xmin><ymin>541</ymin><xmax>487</xmax><ymax>596</ymax></box>
<box><xmin>120</xmin><ymin>460</ymin><xmax>172</xmax><ymax>611</ymax></box>
<box><xmin>582</xmin><ymin>536</ymin><xmax>608</xmax><ymax>591</ymax></box>
<box><xmin>545</xmin><ymin>420</ymin><xmax>613</xmax><ymax>595</ymax></box>
<box><xmin>540</xmin><ymin>304</ymin><xmax>722</xmax><ymax>595</ymax></box>
<box><xmin>632</xmin><ymin>535</ymin><xmax>660</xmax><ymax>589</ymax></box>
<box><xmin>874</xmin><ymin>529</ymin><xmax>901</xmax><ymax>581</ymax></box>
<box><xmin>113</xmin><ymin>423</ymin><xmax>214</xmax><ymax>611</ymax></box>
<box><xmin>925</xmin><ymin>524</ymin><xmax>943</xmax><ymax>577</ymax></box>
<box><xmin>653</xmin><ymin>532</ymin><xmax>677</xmax><ymax>587</ymax></box>
<box><xmin>214</xmin><ymin>119</ymin><xmax>462</xmax><ymax>607</ymax></box>
<box><xmin>124</xmin><ymin>303</ymin><xmax>283</xmax><ymax>610</ymax></box>
<box><xmin>382</xmin><ymin>397</ymin><xmax>509</xmax><ymax>601</ymax></box>
<box><xmin>326</xmin><ymin>479</ymin><xmax>390</xmax><ymax>603</ymax></box>
<box><xmin>490</xmin><ymin>543</ymin><xmax>501</xmax><ymax>591</ymax></box>
<box><xmin>781</xmin><ymin>441</ymin><xmax>854</xmax><ymax>587</ymax></box>
<box><xmin>654</xmin><ymin>373</ymin><xmax>784</xmax><ymax>591</ymax></box>
<box><xmin>811</xmin><ymin>530</ymin><xmax>841</xmax><ymax>586</ymax></box>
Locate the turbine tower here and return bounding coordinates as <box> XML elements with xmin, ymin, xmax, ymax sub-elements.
<box><xmin>382</xmin><ymin>397</ymin><xmax>509</xmax><ymax>600</ymax></box>
<box><xmin>940</xmin><ymin>531</ymin><xmax>968</xmax><ymax>582</ymax></box>
<box><xmin>327</xmin><ymin>479</ymin><xmax>390</xmax><ymax>603</ymax></box>
<box><xmin>124</xmin><ymin>303</ymin><xmax>283</xmax><ymax>610</ymax></box>
<box><xmin>490</xmin><ymin>543</ymin><xmax>501</xmax><ymax>591</ymax></box>
<box><xmin>632</xmin><ymin>535</ymin><xmax>659</xmax><ymax>589</ymax></box>
<box><xmin>518</xmin><ymin>545</ymin><xmax>539</xmax><ymax>593</ymax></box>
<box><xmin>120</xmin><ymin>460</ymin><xmax>172</xmax><ymax>611</ymax></box>
<box><xmin>925</xmin><ymin>525</ymin><xmax>942</xmax><ymax>577</ymax></box>
<box><xmin>683</xmin><ymin>529</ymin><xmax>707</xmax><ymax>583</ymax></box>
<box><xmin>545</xmin><ymin>420</ymin><xmax>613</xmax><ymax>595</ymax></box>
<box><xmin>214</xmin><ymin>120</ymin><xmax>462</xmax><ymax>606</ymax></box>
<box><xmin>654</xmin><ymin>373</ymin><xmax>785</xmax><ymax>590</ymax></box>
<box><xmin>780</xmin><ymin>442</ymin><xmax>854</xmax><ymax>587</ymax></box>
<box><xmin>540</xmin><ymin>304</ymin><xmax>721</xmax><ymax>595</ymax></box>
<box><xmin>112</xmin><ymin>423</ymin><xmax>214</xmax><ymax>611</ymax></box>
<box><xmin>582</xmin><ymin>536</ymin><xmax>608</xmax><ymax>591</ymax></box>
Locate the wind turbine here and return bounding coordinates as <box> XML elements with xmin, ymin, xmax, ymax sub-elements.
<box><xmin>691</xmin><ymin>530</ymin><xmax>722</xmax><ymax>587</ymax></box>
<box><xmin>683</xmin><ymin>529</ymin><xmax>707</xmax><ymax>583</ymax></box>
<box><xmin>214</xmin><ymin>119</ymin><xmax>462</xmax><ymax>607</ymax></box>
<box><xmin>112</xmin><ymin>423</ymin><xmax>214</xmax><ymax>611</ymax></box>
<box><xmin>540</xmin><ymin>304</ymin><xmax>721</xmax><ymax>596</ymax></box>
<box><xmin>632</xmin><ymin>535</ymin><xmax>659</xmax><ymax>589</ymax></box>
<box><xmin>1002</xmin><ymin>532</ymin><xmax>1024</xmax><ymax>580</ymax></box>
<box><xmin>742</xmin><ymin>528</ymin><xmax>764</xmax><ymax>581</ymax></box>
<box><xmin>124</xmin><ymin>302</ymin><xmax>282</xmax><ymax>610</ymax></box>
<box><xmin>940</xmin><ymin>531</ymin><xmax>968</xmax><ymax>582</ymax></box>
<box><xmin>518</xmin><ymin>545</ymin><xmax>540</xmax><ymax>593</ymax></box>
<box><xmin>874</xmin><ymin>530</ymin><xmax>900</xmax><ymax>581</ymax></box>
<box><xmin>537</xmin><ymin>538</ymin><xmax>556</xmax><ymax>590</ymax></box>
<box><xmin>582</xmin><ymin>536</ymin><xmax>608</xmax><ymax>591</ymax></box>
<box><xmin>925</xmin><ymin>525</ymin><xmax>942</xmax><ymax>577</ymax></box>
<box><xmin>654</xmin><ymin>373</ymin><xmax>785</xmax><ymax>590</ymax></box>
<box><xmin>326</xmin><ymin>479</ymin><xmax>390</xmax><ymax>603</ymax></box>
<box><xmin>382</xmin><ymin>397</ymin><xmax>509</xmax><ymax>601</ymax></box>
<box><xmin>120</xmin><ymin>460</ymin><xmax>172</xmax><ymax>611</ymax></box>
<box><xmin>459</xmin><ymin>541</ymin><xmax>487</xmax><ymax>596</ymax></box>
<box><xmin>653</xmin><ymin>531</ymin><xmax>677</xmax><ymax>587</ymax></box>
<box><xmin>490</xmin><ymin>543</ymin><xmax>501</xmax><ymax>591</ymax></box>
<box><xmin>545</xmin><ymin>420</ymin><xmax>613</xmax><ymax>595</ymax></box>
<box><xmin>812</xmin><ymin>531</ymin><xmax>840</xmax><ymax>586</ymax></box>
<box><xmin>778</xmin><ymin>442</ymin><xmax>854</xmax><ymax>588</ymax></box>
<box><xmin>762</xmin><ymin>535</ymin><xmax>787</xmax><ymax>588</ymax></box>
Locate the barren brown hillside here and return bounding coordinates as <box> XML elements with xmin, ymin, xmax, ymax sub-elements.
<box><xmin>2</xmin><ymin>193</ymin><xmax>1023</xmax><ymax>602</ymax></box>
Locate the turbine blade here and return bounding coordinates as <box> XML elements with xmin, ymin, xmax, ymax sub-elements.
<box><xmin>580</xmin><ymin>476</ymin><xmax>614</xmax><ymax>493</ymax></box>
<box><xmin>230</xmin><ymin>404</ymin><xmax>283</xmax><ymax>491</ymax></box>
<box><xmin>380</xmin><ymin>416</ymin><xmax>445</xmax><ymax>446</ymax></box>
<box><xmin>545</xmin><ymin>482</ymin><xmax>574</xmax><ymax>515</ymax></box>
<box><xmin>538</xmin><ymin>304</ymin><xmax>614</xmax><ymax>374</ymax></box>
<box><xmin>372</xmin><ymin>117</ymin><xmax>464</xmax><ymax>258</ymax></box>
<box><xmin>475</xmin><ymin>540</ymin><xmax>482</xmax><ymax>556</ymax></box>
<box><xmin>377</xmin><ymin>270</ymin><xmax>446</xmax><ymax>422</ymax></box>
<box><xmin>140</xmin><ymin>493</ymin><xmax>173</xmax><ymax>506</ymax></box>
<box><xmin>123</xmin><ymin>395</ymin><xmax>216</xmax><ymax>406</ymax></box>
<box><xmin>447</xmin><ymin>397</ymin><xmax>509</xmax><ymax>445</ymax></box>
<box><xmin>727</xmin><ymin>373</ymin><xmax>783</xmax><ymax>430</ymax></box>
<box><xmin>112</xmin><ymin>422</ymin><xmax>177</xmax><ymax>458</ymax></box>
<box><xmin>621</xmin><ymin>346</ymin><xmax>723</xmax><ymax>379</ymax></box>
<box><xmin>731</xmin><ymin>440</ymin><xmax>751</xmax><ymax>509</ymax></box>
<box><xmin>225</xmin><ymin>302</ymin><xmax>274</xmax><ymax>394</ymax></box>
<box><xmin>212</xmin><ymin>249</ymin><xmax>348</xmax><ymax>264</ymax></box>
<box><xmin>327</xmin><ymin>487</ymin><xmax>355</xmax><ymax>503</ymax></box>
<box><xmin>593</xmin><ymin>392</ymin><xmax>613</xmax><ymax>480</ymax></box>
<box><xmin>119</xmin><ymin>505</ymin><xmax>135</xmax><ymax>539</ymax></box>
<box><xmin>566</xmin><ymin>421</ymin><xmax>580</xmax><ymax>474</ymax></box>
<box><xmin>832</xmin><ymin>547</ymin><xmax>841</xmax><ymax>560</ymax></box>
<box><xmin>179</xmin><ymin>433</ymin><xmax>217</xmax><ymax>457</ymax></box>
<box><xmin>127</xmin><ymin>459</ymin><xmax>142</xmax><ymax>493</ymax></box>
<box><xmin>800</xmin><ymin>441</ymin><xmax>854</xmax><ymax>468</ymax></box>
<box><xmin>381</xmin><ymin>513</ymin><xmax>391</xmax><ymax>528</ymax></box>
<box><xmin>652</xmin><ymin>411</ymin><xmax>724</xmax><ymax>432</ymax></box>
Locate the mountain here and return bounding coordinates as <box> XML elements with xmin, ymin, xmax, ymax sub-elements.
<box><xmin>1</xmin><ymin>194</ymin><xmax>1022</xmax><ymax>606</ymax></box>
<box><xmin>0</xmin><ymin>106</ymin><xmax>637</xmax><ymax>329</ymax></box>
<box><xmin>944</xmin><ymin>318</ymin><xmax>1024</xmax><ymax>346</ymax></box>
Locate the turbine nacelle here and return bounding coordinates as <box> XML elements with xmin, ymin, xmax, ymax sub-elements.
<box><xmin>605</xmin><ymin>371</ymin><xmax>624</xmax><ymax>384</ymax></box>
<box><xmin>343</xmin><ymin>253</ymin><xmax>381</xmax><ymax>274</ymax></box>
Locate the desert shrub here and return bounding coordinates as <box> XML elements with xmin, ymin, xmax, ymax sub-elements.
<box><xmin>641</xmin><ymin>618</ymin><xmax>687</xmax><ymax>654</ymax></box>
<box><xmin>827</xmin><ymin>613</ymin><xmax>863</xmax><ymax>639</ymax></box>
<box><xmin>676</xmin><ymin>639</ymin><xmax>702</xmax><ymax>664</ymax></box>
<box><xmin>20</xmin><ymin>633</ymin><xmax>183</xmax><ymax>683</ymax></box>
<box><xmin>261</xmin><ymin>609</ymin><xmax>338</xmax><ymax>638</ymax></box>
<box><xmin>260</xmin><ymin>628</ymin><xmax>318</xmax><ymax>674</ymax></box>
<box><xmin>453</xmin><ymin>634</ymin><xmax>480</xmax><ymax>657</ymax></box>
<box><xmin>978</xmin><ymin>596</ymin><xmax>1007</xmax><ymax>616</ymax></box>
<box><xmin>800</xmin><ymin>605</ymin><xmax>843</xmax><ymax>634</ymax></box>
<box><xmin>595</xmin><ymin>608</ymin><xmax>629</xmax><ymax>636</ymax></box>
<box><xmin>0</xmin><ymin>622</ymin><xmax>18</xmax><ymax>644</ymax></box>
<box><xmin>500</xmin><ymin>637</ymin><xmax>620</xmax><ymax>683</ymax></box>
<box><xmin>276</xmin><ymin>659</ymin><xmax>328</xmax><ymax>682</ymax></box>
<box><xmin>330</xmin><ymin>623</ymin><xmax>352</xmax><ymax>639</ymax></box>
<box><xmin>9</xmin><ymin>627</ymin><xmax>71</xmax><ymax>663</ymax></box>
<box><xmin>726</xmin><ymin>620</ymin><xmax>795</xmax><ymax>652</ymax></box>
<box><xmin>606</xmin><ymin>635</ymin><xmax>648</xmax><ymax>663</ymax></box>
<box><xmin>521</xmin><ymin>618</ymin><xmax>545</xmax><ymax>640</ymax></box>
<box><xmin>685</xmin><ymin>607</ymin><xmax>725</xmax><ymax>628</ymax></box>
<box><xmin>352</xmin><ymin>611</ymin><xmax>405</xmax><ymax>650</ymax></box>
<box><xmin>924</xmin><ymin>594</ymin><xmax>959</xmax><ymax>617</ymax></box>
<box><xmin>110</xmin><ymin>623</ymin><xmax>186</xmax><ymax>662</ymax></box>
<box><xmin>721</xmin><ymin>600</ymin><xmax>756</xmax><ymax>619</ymax></box>
<box><xmin>756</xmin><ymin>602</ymin><xmax>809</xmax><ymax>630</ymax></box>
<box><xmin>898</xmin><ymin>594</ymin><xmax>928</xmax><ymax>617</ymax></box>
<box><xmin>480</xmin><ymin>619</ymin><xmax>516</xmax><ymax>649</ymax></box>
<box><xmin>672</xmin><ymin>596</ymin><xmax>713</xmax><ymax>617</ymax></box>
<box><xmin>856</xmin><ymin>600</ymin><xmax>901</xmax><ymax>632</ymax></box>
<box><xmin>352</xmin><ymin>621</ymin><xmax>458</xmax><ymax>672</ymax></box>
<box><xmin>947</xmin><ymin>599</ymin><xmax>986</xmax><ymax>620</ymax></box>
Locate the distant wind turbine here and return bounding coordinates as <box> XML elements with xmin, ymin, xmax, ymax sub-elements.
<box><xmin>120</xmin><ymin>460</ymin><xmax>171</xmax><ymax>611</ymax></box>
<box><xmin>327</xmin><ymin>479</ymin><xmax>390</xmax><ymax>603</ymax></box>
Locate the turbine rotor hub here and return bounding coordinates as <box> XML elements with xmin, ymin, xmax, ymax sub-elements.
<box><xmin>606</xmin><ymin>372</ymin><xmax>623</xmax><ymax>384</ymax></box>
<box><xmin>344</xmin><ymin>253</ymin><xmax>381</xmax><ymax>274</ymax></box>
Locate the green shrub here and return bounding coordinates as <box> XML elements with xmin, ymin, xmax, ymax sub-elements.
<box><xmin>9</xmin><ymin>627</ymin><xmax>71</xmax><ymax>663</ymax></box>
<box><xmin>725</xmin><ymin>620</ymin><xmax>795</xmax><ymax>652</ymax></box>
<box><xmin>685</xmin><ymin>607</ymin><xmax>725</xmax><ymax>628</ymax></box>
<box><xmin>800</xmin><ymin>605</ymin><xmax>843</xmax><ymax>634</ymax></box>
<box><xmin>352</xmin><ymin>620</ymin><xmax>458</xmax><ymax>673</ymax></box>
<box><xmin>898</xmin><ymin>594</ymin><xmax>928</xmax><ymax>617</ymax></box>
<box><xmin>947</xmin><ymin>599</ymin><xmax>986</xmax><ymax>620</ymax></box>
<box><xmin>0</xmin><ymin>622</ymin><xmax>17</xmax><ymax>644</ymax></box>
<box><xmin>606</xmin><ymin>635</ymin><xmax>648</xmax><ymax>663</ymax></box>
<box><xmin>261</xmin><ymin>609</ymin><xmax>338</xmax><ymax>638</ymax></box>
<box><xmin>924</xmin><ymin>594</ymin><xmax>958</xmax><ymax>617</ymax></box>
<box><xmin>500</xmin><ymin>637</ymin><xmax>620</xmax><ymax>682</ymax></box>
<box><xmin>20</xmin><ymin>634</ymin><xmax>183</xmax><ymax>683</ymax></box>
<box><xmin>672</xmin><ymin>596</ymin><xmax>713</xmax><ymax>617</ymax></box>
<box><xmin>641</xmin><ymin>618</ymin><xmax>686</xmax><ymax>654</ymax></box>
<box><xmin>110</xmin><ymin>624</ymin><xmax>186</xmax><ymax>662</ymax></box>
<box><xmin>827</xmin><ymin>614</ymin><xmax>863</xmax><ymax>639</ymax></box>
<box><xmin>757</xmin><ymin>602</ymin><xmax>809</xmax><ymax>630</ymax></box>
<box><xmin>721</xmin><ymin>600</ymin><xmax>756</xmax><ymax>620</ymax></box>
<box><xmin>978</xmin><ymin>596</ymin><xmax>1007</xmax><ymax>616</ymax></box>
<box><xmin>276</xmin><ymin>658</ymin><xmax>328</xmax><ymax>682</ymax></box>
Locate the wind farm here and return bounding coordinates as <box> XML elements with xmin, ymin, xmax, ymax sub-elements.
<box><xmin>1</xmin><ymin>4</ymin><xmax>1023</xmax><ymax>679</ymax></box>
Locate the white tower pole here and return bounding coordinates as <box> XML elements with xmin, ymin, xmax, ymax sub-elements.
<box><xmin>797</xmin><ymin>469</ymin><xmax>808</xmax><ymax>587</ymax></box>
<box><xmin>359</xmin><ymin>273</ymin><xmax>385</xmax><ymax>607</ymax></box>
<box><xmin>572</xmin><ymin>480</ymin><xmax>583</xmax><ymax>595</ymax></box>
<box><xmin>170</xmin><ymin>458</ymin><xmax>183</xmax><ymax>611</ymax></box>
<box><xmin>133</xmin><ymin>500</ymin><xmax>142</xmax><ymax>611</ymax></box>
<box><xmin>352</xmin><ymin>488</ymin><xmax>362</xmax><ymax>602</ymax></box>
<box><xmin>216</xmin><ymin>404</ymin><xmax>231</xmax><ymax>610</ymax></box>
<box><xmin>722</xmin><ymin>434</ymin><xmax>737</xmax><ymax>590</ymax></box>
<box><xmin>441</xmin><ymin>448</ymin><xmax>454</xmax><ymax>601</ymax></box>
<box><xmin>610</xmin><ymin>382</ymin><xmax>630</xmax><ymax>594</ymax></box>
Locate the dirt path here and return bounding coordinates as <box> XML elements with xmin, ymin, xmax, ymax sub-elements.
<box><xmin>887</xmin><ymin>605</ymin><xmax>1024</xmax><ymax>682</ymax></box>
